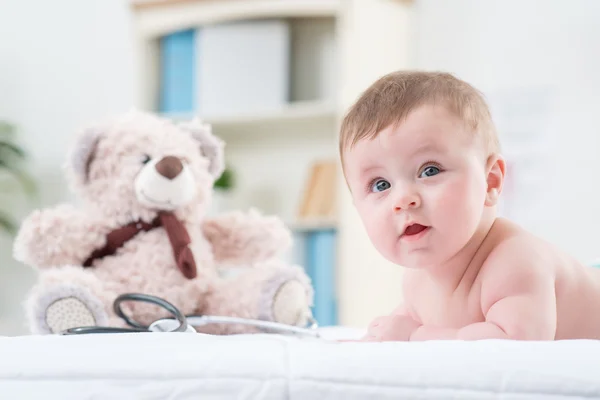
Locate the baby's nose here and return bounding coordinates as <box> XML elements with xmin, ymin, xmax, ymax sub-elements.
<box><xmin>394</xmin><ymin>192</ymin><xmax>421</xmax><ymax>211</ymax></box>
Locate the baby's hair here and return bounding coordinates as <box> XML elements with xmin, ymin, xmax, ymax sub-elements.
<box><xmin>339</xmin><ymin>70</ymin><xmax>500</xmax><ymax>165</ymax></box>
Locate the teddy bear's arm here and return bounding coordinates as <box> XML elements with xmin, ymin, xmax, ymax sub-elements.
<box><xmin>202</xmin><ymin>208</ymin><xmax>292</xmax><ymax>265</ymax></box>
<box><xmin>13</xmin><ymin>204</ymin><xmax>106</xmax><ymax>268</ymax></box>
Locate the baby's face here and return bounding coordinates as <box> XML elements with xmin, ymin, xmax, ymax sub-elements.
<box><xmin>343</xmin><ymin>104</ymin><xmax>491</xmax><ymax>269</ymax></box>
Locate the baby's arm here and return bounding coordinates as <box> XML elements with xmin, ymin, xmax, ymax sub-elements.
<box><xmin>363</xmin><ymin>303</ymin><xmax>422</xmax><ymax>341</ymax></box>
<box><xmin>409</xmin><ymin>239</ymin><xmax>557</xmax><ymax>341</ymax></box>
<box><xmin>410</xmin><ymin>238</ymin><xmax>556</xmax><ymax>341</ymax></box>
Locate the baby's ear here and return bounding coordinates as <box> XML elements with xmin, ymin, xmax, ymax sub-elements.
<box><xmin>66</xmin><ymin>126</ymin><xmax>103</xmax><ymax>185</ymax></box>
<box><xmin>485</xmin><ymin>154</ymin><xmax>506</xmax><ymax>206</ymax></box>
<box><xmin>178</xmin><ymin>118</ymin><xmax>225</xmax><ymax>180</ymax></box>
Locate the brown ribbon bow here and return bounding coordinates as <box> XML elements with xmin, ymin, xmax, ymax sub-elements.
<box><xmin>83</xmin><ymin>211</ymin><xmax>197</xmax><ymax>279</ymax></box>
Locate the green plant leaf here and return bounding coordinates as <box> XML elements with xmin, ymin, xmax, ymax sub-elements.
<box><xmin>0</xmin><ymin>210</ymin><xmax>16</xmax><ymax>235</ymax></box>
<box><xmin>0</xmin><ymin>140</ymin><xmax>26</xmax><ymax>161</ymax></box>
<box><xmin>0</xmin><ymin>121</ymin><xmax>37</xmax><ymax>214</ymax></box>
<box><xmin>0</xmin><ymin>122</ymin><xmax>16</xmax><ymax>142</ymax></box>
<box><xmin>0</xmin><ymin>158</ymin><xmax>37</xmax><ymax>197</ymax></box>
<box><xmin>0</xmin><ymin>121</ymin><xmax>15</xmax><ymax>134</ymax></box>
<box><xmin>214</xmin><ymin>167</ymin><xmax>234</xmax><ymax>190</ymax></box>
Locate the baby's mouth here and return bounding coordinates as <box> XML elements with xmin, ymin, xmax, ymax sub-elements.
<box><xmin>402</xmin><ymin>223</ymin><xmax>429</xmax><ymax>236</ymax></box>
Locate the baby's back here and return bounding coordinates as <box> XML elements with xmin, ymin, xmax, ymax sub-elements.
<box><xmin>490</xmin><ymin>220</ymin><xmax>600</xmax><ymax>340</ymax></box>
<box><xmin>551</xmin><ymin>244</ymin><xmax>600</xmax><ymax>339</ymax></box>
<box><xmin>489</xmin><ymin>221</ymin><xmax>600</xmax><ymax>340</ymax></box>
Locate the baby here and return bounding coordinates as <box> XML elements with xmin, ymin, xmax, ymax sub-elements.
<box><xmin>339</xmin><ymin>70</ymin><xmax>600</xmax><ymax>341</ymax></box>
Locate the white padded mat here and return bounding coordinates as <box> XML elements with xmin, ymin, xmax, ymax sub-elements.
<box><xmin>1</xmin><ymin>328</ymin><xmax>600</xmax><ymax>399</ymax></box>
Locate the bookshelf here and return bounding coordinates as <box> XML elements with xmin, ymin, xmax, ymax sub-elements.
<box><xmin>130</xmin><ymin>0</ymin><xmax>414</xmax><ymax>328</ymax></box>
<box><xmin>166</xmin><ymin>99</ymin><xmax>336</xmax><ymax>139</ymax></box>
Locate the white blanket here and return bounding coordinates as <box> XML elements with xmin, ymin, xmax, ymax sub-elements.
<box><xmin>1</xmin><ymin>328</ymin><xmax>600</xmax><ymax>399</ymax></box>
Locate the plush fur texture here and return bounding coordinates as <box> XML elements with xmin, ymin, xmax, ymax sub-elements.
<box><xmin>13</xmin><ymin>110</ymin><xmax>314</xmax><ymax>335</ymax></box>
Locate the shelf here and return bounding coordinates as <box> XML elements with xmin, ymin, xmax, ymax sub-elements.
<box><xmin>132</xmin><ymin>0</ymin><xmax>342</xmax><ymax>38</ymax></box>
<box><xmin>164</xmin><ymin>100</ymin><xmax>337</xmax><ymax>138</ymax></box>
<box><xmin>288</xmin><ymin>218</ymin><xmax>337</xmax><ymax>233</ymax></box>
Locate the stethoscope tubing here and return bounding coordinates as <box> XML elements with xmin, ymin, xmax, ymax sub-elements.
<box><xmin>60</xmin><ymin>293</ymin><xmax>319</xmax><ymax>338</ymax></box>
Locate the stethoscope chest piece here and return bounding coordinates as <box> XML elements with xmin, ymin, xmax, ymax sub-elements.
<box><xmin>149</xmin><ymin>318</ymin><xmax>197</xmax><ymax>333</ymax></box>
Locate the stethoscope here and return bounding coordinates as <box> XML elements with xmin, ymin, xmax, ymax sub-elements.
<box><xmin>61</xmin><ymin>293</ymin><xmax>321</xmax><ymax>338</ymax></box>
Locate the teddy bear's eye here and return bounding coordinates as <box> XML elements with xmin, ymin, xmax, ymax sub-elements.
<box><xmin>141</xmin><ymin>154</ymin><xmax>151</xmax><ymax>164</ymax></box>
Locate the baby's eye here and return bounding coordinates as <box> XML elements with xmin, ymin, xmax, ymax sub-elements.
<box><xmin>419</xmin><ymin>165</ymin><xmax>440</xmax><ymax>178</ymax></box>
<box><xmin>370</xmin><ymin>179</ymin><xmax>391</xmax><ymax>193</ymax></box>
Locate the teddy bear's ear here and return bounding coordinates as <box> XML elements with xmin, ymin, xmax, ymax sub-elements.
<box><xmin>178</xmin><ymin>118</ymin><xmax>225</xmax><ymax>180</ymax></box>
<box><xmin>67</xmin><ymin>127</ymin><xmax>103</xmax><ymax>184</ymax></box>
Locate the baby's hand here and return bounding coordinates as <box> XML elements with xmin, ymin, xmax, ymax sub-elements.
<box><xmin>363</xmin><ymin>314</ymin><xmax>421</xmax><ymax>342</ymax></box>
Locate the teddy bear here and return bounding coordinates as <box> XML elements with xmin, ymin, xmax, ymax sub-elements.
<box><xmin>12</xmin><ymin>110</ymin><xmax>314</xmax><ymax>335</ymax></box>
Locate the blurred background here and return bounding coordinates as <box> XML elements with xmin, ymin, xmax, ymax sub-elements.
<box><xmin>0</xmin><ymin>0</ymin><xmax>599</xmax><ymax>336</ymax></box>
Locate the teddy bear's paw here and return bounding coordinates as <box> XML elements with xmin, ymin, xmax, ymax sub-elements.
<box><xmin>272</xmin><ymin>280</ymin><xmax>313</xmax><ymax>327</ymax></box>
<box><xmin>27</xmin><ymin>284</ymin><xmax>109</xmax><ymax>334</ymax></box>
<box><xmin>46</xmin><ymin>297</ymin><xmax>96</xmax><ymax>333</ymax></box>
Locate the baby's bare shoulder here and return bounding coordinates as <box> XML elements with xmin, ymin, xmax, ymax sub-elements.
<box><xmin>478</xmin><ymin>221</ymin><xmax>559</xmax><ymax>303</ymax></box>
<box><xmin>484</xmin><ymin>219</ymin><xmax>557</xmax><ymax>273</ymax></box>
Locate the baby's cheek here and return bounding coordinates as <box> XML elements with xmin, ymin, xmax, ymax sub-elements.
<box><xmin>439</xmin><ymin>180</ymin><xmax>484</xmax><ymax>237</ymax></box>
<box><xmin>361</xmin><ymin>208</ymin><xmax>391</xmax><ymax>251</ymax></box>
<box><xmin>428</xmin><ymin>184</ymin><xmax>467</xmax><ymax>233</ymax></box>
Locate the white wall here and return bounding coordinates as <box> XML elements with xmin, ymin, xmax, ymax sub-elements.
<box><xmin>0</xmin><ymin>0</ymin><xmax>135</xmax><ymax>334</ymax></box>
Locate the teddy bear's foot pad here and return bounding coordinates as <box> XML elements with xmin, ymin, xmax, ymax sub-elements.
<box><xmin>28</xmin><ymin>283</ymin><xmax>109</xmax><ymax>335</ymax></box>
<box><xmin>272</xmin><ymin>280</ymin><xmax>312</xmax><ymax>327</ymax></box>
<box><xmin>46</xmin><ymin>297</ymin><xmax>97</xmax><ymax>334</ymax></box>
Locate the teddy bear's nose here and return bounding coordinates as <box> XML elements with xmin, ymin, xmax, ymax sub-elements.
<box><xmin>155</xmin><ymin>156</ymin><xmax>184</xmax><ymax>180</ymax></box>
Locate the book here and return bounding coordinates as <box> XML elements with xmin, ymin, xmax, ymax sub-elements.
<box><xmin>158</xmin><ymin>29</ymin><xmax>196</xmax><ymax>113</ymax></box>
<box><xmin>297</xmin><ymin>160</ymin><xmax>337</xmax><ymax>222</ymax></box>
